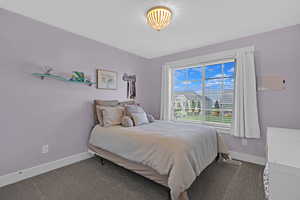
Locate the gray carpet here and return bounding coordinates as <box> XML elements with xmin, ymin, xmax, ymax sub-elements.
<box><xmin>0</xmin><ymin>157</ymin><xmax>265</xmax><ymax>200</ymax></box>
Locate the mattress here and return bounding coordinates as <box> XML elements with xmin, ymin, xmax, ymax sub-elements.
<box><xmin>89</xmin><ymin>120</ymin><xmax>220</xmax><ymax>200</ymax></box>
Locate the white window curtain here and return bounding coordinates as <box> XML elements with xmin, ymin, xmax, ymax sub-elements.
<box><xmin>231</xmin><ymin>48</ymin><xmax>260</xmax><ymax>138</ymax></box>
<box><xmin>160</xmin><ymin>65</ymin><xmax>172</xmax><ymax>120</ymax></box>
<box><xmin>160</xmin><ymin>46</ymin><xmax>260</xmax><ymax>138</ymax></box>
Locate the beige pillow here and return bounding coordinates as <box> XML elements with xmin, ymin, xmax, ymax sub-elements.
<box><xmin>94</xmin><ymin>100</ymin><xmax>119</xmax><ymax>125</ymax></box>
<box><xmin>100</xmin><ymin>106</ymin><xmax>124</xmax><ymax>127</ymax></box>
<box><xmin>96</xmin><ymin>105</ymin><xmax>120</xmax><ymax>126</ymax></box>
<box><xmin>131</xmin><ymin>112</ymin><xmax>149</xmax><ymax>126</ymax></box>
<box><xmin>95</xmin><ymin>100</ymin><xmax>119</xmax><ymax>106</ymax></box>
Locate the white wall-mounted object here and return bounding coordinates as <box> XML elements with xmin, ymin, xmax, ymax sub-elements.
<box><xmin>42</xmin><ymin>144</ymin><xmax>49</xmax><ymax>154</ymax></box>
<box><xmin>267</xmin><ymin>127</ymin><xmax>300</xmax><ymax>168</ymax></box>
<box><xmin>258</xmin><ymin>75</ymin><xmax>286</xmax><ymax>91</ymax></box>
<box><xmin>266</xmin><ymin>127</ymin><xmax>300</xmax><ymax>200</ymax></box>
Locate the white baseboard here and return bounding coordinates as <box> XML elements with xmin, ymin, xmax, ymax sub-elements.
<box><xmin>0</xmin><ymin>150</ymin><xmax>265</xmax><ymax>188</ymax></box>
<box><xmin>229</xmin><ymin>151</ymin><xmax>266</xmax><ymax>166</ymax></box>
<box><xmin>0</xmin><ymin>152</ymin><xmax>94</xmax><ymax>188</ymax></box>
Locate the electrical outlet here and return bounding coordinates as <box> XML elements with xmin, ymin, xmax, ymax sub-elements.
<box><xmin>242</xmin><ymin>139</ymin><xmax>247</xmax><ymax>146</ymax></box>
<box><xmin>42</xmin><ymin>145</ymin><xmax>49</xmax><ymax>154</ymax></box>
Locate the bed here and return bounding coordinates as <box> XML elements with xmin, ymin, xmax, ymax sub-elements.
<box><xmin>88</xmin><ymin>100</ymin><xmax>229</xmax><ymax>200</ymax></box>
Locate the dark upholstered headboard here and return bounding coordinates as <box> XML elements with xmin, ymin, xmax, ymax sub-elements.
<box><xmin>93</xmin><ymin>100</ymin><xmax>138</xmax><ymax>125</ymax></box>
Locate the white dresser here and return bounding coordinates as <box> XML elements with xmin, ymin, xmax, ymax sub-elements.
<box><xmin>265</xmin><ymin>127</ymin><xmax>300</xmax><ymax>200</ymax></box>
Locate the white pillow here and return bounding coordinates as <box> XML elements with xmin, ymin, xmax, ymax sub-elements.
<box><xmin>131</xmin><ymin>112</ymin><xmax>149</xmax><ymax>126</ymax></box>
<box><xmin>100</xmin><ymin>106</ymin><xmax>124</xmax><ymax>127</ymax></box>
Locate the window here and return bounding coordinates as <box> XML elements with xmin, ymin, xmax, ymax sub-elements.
<box><xmin>171</xmin><ymin>59</ymin><xmax>235</xmax><ymax>128</ymax></box>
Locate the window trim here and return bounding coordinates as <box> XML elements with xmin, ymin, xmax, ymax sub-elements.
<box><xmin>173</xmin><ymin>119</ymin><xmax>231</xmax><ymax>128</ymax></box>
<box><xmin>161</xmin><ymin>46</ymin><xmax>254</xmax><ymax>123</ymax></box>
<box><xmin>165</xmin><ymin>46</ymin><xmax>253</xmax><ymax>70</ymax></box>
<box><xmin>164</xmin><ymin>48</ymin><xmax>254</xmax><ymax>129</ymax></box>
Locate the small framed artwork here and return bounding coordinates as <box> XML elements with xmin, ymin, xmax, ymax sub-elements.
<box><xmin>96</xmin><ymin>69</ymin><xmax>118</xmax><ymax>90</ymax></box>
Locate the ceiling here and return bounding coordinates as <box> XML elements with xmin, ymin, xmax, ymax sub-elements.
<box><xmin>1</xmin><ymin>0</ymin><xmax>300</xmax><ymax>58</ymax></box>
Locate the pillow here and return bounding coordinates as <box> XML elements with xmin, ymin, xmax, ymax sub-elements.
<box><xmin>121</xmin><ymin>116</ymin><xmax>134</xmax><ymax>127</ymax></box>
<box><xmin>100</xmin><ymin>106</ymin><xmax>124</xmax><ymax>127</ymax></box>
<box><xmin>119</xmin><ymin>101</ymin><xmax>137</xmax><ymax>107</ymax></box>
<box><xmin>94</xmin><ymin>100</ymin><xmax>119</xmax><ymax>125</ymax></box>
<box><xmin>131</xmin><ymin>112</ymin><xmax>149</xmax><ymax>126</ymax></box>
<box><xmin>95</xmin><ymin>100</ymin><xmax>119</xmax><ymax>106</ymax></box>
<box><xmin>96</xmin><ymin>105</ymin><xmax>104</xmax><ymax>126</ymax></box>
<box><xmin>147</xmin><ymin>114</ymin><xmax>155</xmax><ymax>123</ymax></box>
<box><xmin>125</xmin><ymin>105</ymin><xmax>145</xmax><ymax>116</ymax></box>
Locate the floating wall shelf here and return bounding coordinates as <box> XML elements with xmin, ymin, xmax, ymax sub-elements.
<box><xmin>32</xmin><ymin>73</ymin><xmax>96</xmax><ymax>86</ymax></box>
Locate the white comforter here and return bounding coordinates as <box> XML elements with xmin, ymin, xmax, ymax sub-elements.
<box><xmin>89</xmin><ymin>120</ymin><xmax>218</xmax><ymax>200</ymax></box>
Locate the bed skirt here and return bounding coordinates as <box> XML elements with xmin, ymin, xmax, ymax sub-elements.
<box><xmin>88</xmin><ymin>144</ymin><xmax>190</xmax><ymax>200</ymax></box>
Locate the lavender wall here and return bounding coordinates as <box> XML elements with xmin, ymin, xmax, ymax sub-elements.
<box><xmin>0</xmin><ymin>9</ymin><xmax>150</xmax><ymax>176</ymax></box>
<box><xmin>0</xmin><ymin>8</ymin><xmax>299</xmax><ymax>177</ymax></box>
<box><xmin>143</xmin><ymin>25</ymin><xmax>300</xmax><ymax>158</ymax></box>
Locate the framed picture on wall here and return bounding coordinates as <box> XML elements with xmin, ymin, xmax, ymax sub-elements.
<box><xmin>96</xmin><ymin>69</ymin><xmax>118</xmax><ymax>90</ymax></box>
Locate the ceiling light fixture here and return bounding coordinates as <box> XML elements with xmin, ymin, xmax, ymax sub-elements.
<box><xmin>146</xmin><ymin>6</ymin><xmax>172</xmax><ymax>31</ymax></box>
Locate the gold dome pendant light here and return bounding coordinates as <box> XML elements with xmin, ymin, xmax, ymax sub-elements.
<box><xmin>146</xmin><ymin>6</ymin><xmax>173</xmax><ymax>31</ymax></box>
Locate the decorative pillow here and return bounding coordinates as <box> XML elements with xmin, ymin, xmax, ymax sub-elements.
<box><xmin>121</xmin><ymin>116</ymin><xmax>134</xmax><ymax>127</ymax></box>
<box><xmin>147</xmin><ymin>114</ymin><xmax>155</xmax><ymax>123</ymax></box>
<box><xmin>100</xmin><ymin>106</ymin><xmax>124</xmax><ymax>127</ymax></box>
<box><xmin>131</xmin><ymin>112</ymin><xmax>149</xmax><ymax>126</ymax></box>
